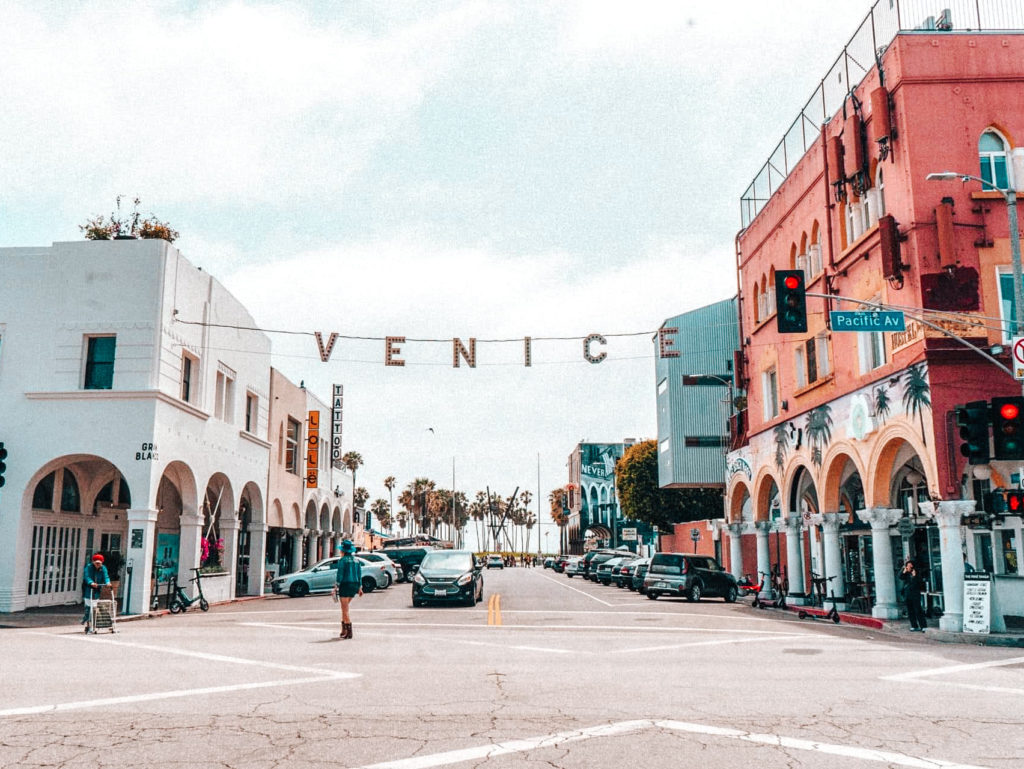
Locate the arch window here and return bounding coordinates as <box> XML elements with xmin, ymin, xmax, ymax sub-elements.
<box><xmin>32</xmin><ymin>472</ymin><xmax>55</xmax><ymax>510</ymax></box>
<box><xmin>766</xmin><ymin>268</ymin><xmax>776</xmax><ymax>317</ymax></box>
<box><xmin>979</xmin><ymin>130</ymin><xmax>1009</xmax><ymax>190</ymax></box>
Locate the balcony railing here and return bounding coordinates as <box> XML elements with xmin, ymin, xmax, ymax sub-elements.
<box><xmin>740</xmin><ymin>0</ymin><xmax>1024</xmax><ymax>229</ymax></box>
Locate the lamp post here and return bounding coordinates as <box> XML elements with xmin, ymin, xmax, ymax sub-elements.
<box><xmin>927</xmin><ymin>165</ymin><xmax>1024</xmax><ymax>337</ymax></box>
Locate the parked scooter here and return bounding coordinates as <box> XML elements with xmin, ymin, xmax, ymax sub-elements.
<box><xmin>168</xmin><ymin>568</ymin><xmax>210</xmax><ymax>613</ymax></box>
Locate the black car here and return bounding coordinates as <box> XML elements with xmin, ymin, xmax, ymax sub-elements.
<box><xmin>584</xmin><ymin>550</ymin><xmax>634</xmax><ymax>582</ymax></box>
<box><xmin>596</xmin><ymin>556</ymin><xmax>629</xmax><ymax>586</ymax></box>
<box><xmin>412</xmin><ymin>550</ymin><xmax>484</xmax><ymax>607</ymax></box>
<box><xmin>630</xmin><ymin>558</ymin><xmax>651</xmax><ymax>592</ymax></box>
<box><xmin>644</xmin><ymin>553</ymin><xmax>738</xmax><ymax>602</ymax></box>
<box><xmin>378</xmin><ymin>546</ymin><xmax>435</xmax><ymax>582</ymax></box>
<box><xmin>612</xmin><ymin>556</ymin><xmax>641</xmax><ymax>588</ymax></box>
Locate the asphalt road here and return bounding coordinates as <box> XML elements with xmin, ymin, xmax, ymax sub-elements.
<box><xmin>2</xmin><ymin>566</ymin><xmax>1022</xmax><ymax>768</ymax></box>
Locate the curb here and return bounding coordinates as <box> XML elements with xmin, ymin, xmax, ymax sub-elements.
<box><xmin>117</xmin><ymin>593</ymin><xmax>269</xmax><ymax>622</ymax></box>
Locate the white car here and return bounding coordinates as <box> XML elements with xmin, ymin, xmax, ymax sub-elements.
<box><xmin>356</xmin><ymin>552</ymin><xmax>400</xmax><ymax>586</ymax></box>
<box><xmin>271</xmin><ymin>557</ymin><xmax>388</xmax><ymax>597</ymax></box>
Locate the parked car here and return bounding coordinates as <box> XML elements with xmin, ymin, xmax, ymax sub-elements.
<box><xmin>644</xmin><ymin>553</ymin><xmax>738</xmax><ymax>602</ymax></box>
<box><xmin>596</xmin><ymin>556</ymin><xmax>629</xmax><ymax>586</ymax></box>
<box><xmin>272</xmin><ymin>556</ymin><xmax>388</xmax><ymax>597</ymax></box>
<box><xmin>378</xmin><ymin>546</ymin><xmax>435</xmax><ymax>582</ymax></box>
<box><xmin>612</xmin><ymin>556</ymin><xmax>641</xmax><ymax>588</ymax></box>
<box><xmin>485</xmin><ymin>554</ymin><xmax>504</xmax><ymax>569</ymax></box>
<box><xmin>543</xmin><ymin>556</ymin><xmax>555</xmax><ymax>569</ymax></box>
<box><xmin>585</xmin><ymin>550</ymin><xmax>634</xmax><ymax>582</ymax></box>
<box><xmin>564</xmin><ymin>556</ymin><xmax>584</xmax><ymax>577</ymax></box>
<box><xmin>412</xmin><ymin>549</ymin><xmax>484</xmax><ymax>607</ymax></box>
<box><xmin>356</xmin><ymin>552</ymin><xmax>401</xmax><ymax>586</ymax></box>
<box><xmin>629</xmin><ymin>558</ymin><xmax>650</xmax><ymax>592</ymax></box>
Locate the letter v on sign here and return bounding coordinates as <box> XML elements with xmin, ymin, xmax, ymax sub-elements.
<box><xmin>315</xmin><ymin>332</ymin><xmax>338</xmax><ymax>362</ymax></box>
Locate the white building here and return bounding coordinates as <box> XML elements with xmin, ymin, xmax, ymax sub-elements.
<box><xmin>0</xmin><ymin>239</ymin><xmax>272</xmax><ymax>614</ymax></box>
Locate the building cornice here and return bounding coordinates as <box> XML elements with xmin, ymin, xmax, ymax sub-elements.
<box><xmin>25</xmin><ymin>389</ymin><xmax>210</xmax><ymax>420</ymax></box>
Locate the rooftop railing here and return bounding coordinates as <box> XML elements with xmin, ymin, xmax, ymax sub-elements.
<box><xmin>739</xmin><ymin>0</ymin><xmax>1024</xmax><ymax>229</ymax></box>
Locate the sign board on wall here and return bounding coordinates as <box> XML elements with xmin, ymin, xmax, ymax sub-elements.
<box><xmin>332</xmin><ymin>384</ymin><xmax>344</xmax><ymax>467</ymax></box>
<box><xmin>621</xmin><ymin>528</ymin><xmax>637</xmax><ymax>541</ymax></box>
<box><xmin>306</xmin><ymin>410</ymin><xmax>320</xmax><ymax>489</ymax></box>
<box><xmin>962</xmin><ymin>572</ymin><xmax>992</xmax><ymax>634</ymax></box>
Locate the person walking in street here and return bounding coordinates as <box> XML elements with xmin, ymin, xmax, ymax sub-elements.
<box><xmin>81</xmin><ymin>553</ymin><xmax>110</xmax><ymax>632</ymax></box>
<box><xmin>900</xmin><ymin>559</ymin><xmax>927</xmax><ymax>632</ymax></box>
<box><xmin>331</xmin><ymin>540</ymin><xmax>362</xmax><ymax>639</ymax></box>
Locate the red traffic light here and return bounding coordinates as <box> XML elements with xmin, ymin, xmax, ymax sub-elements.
<box><xmin>1001</xmin><ymin>402</ymin><xmax>1020</xmax><ymax>420</ymax></box>
<box><xmin>1009</xmin><ymin>492</ymin><xmax>1024</xmax><ymax>512</ymax></box>
<box><xmin>784</xmin><ymin>275</ymin><xmax>800</xmax><ymax>290</ymax></box>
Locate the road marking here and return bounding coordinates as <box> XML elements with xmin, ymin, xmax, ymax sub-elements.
<box><xmin>881</xmin><ymin>655</ymin><xmax>1024</xmax><ymax>695</ymax></box>
<box><xmin>352</xmin><ymin>718</ymin><xmax>993</xmax><ymax>769</ymax></box>
<box><xmin>5</xmin><ymin>632</ymin><xmax>360</xmax><ymax>718</ymax></box>
<box><xmin>487</xmin><ymin>593</ymin><xmax>502</xmax><ymax>625</ymax></box>
<box><xmin>610</xmin><ymin>634</ymin><xmax>804</xmax><ymax>653</ymax></box>
<box><xmin>537</xmin><ymin>573</ymin><xmax>613</xmax><ymax>606</ymax></box>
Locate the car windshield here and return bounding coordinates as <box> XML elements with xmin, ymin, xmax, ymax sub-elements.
<box><xmin>421</xmin><ymin>552</ymin><xmax>473</xmax><ymax>572</ymax></box>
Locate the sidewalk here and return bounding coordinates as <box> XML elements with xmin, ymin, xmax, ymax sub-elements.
<box><xmin>782</xmin><ymin>603</ymin><xmax>1024</xmax><ymax>647</ymax></box>
<box><xmin>0</xmin><ymin>595</ymin><xmax>268</xmax><ymax>630</ymax></box>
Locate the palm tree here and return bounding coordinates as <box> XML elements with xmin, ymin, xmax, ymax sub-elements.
<box><xmin>370</xmin><ymin>498</ymin><xmax>392</xmax><ymax>532</ymax></box>
<box><xmin>402</xmin><ymin>478</ymin><xmax>435</xmax><ymax>535</ymax></box>
<box><xmin>902</xmin><ymin>363</ymin><xmax>932</xmax><ymax>446</ymax></box>
<box><xmin>384</xmin><ymin>475</ymin><xmax>397</xmax><ymax>533</ymax></box>
<box><xmin>341</xmin><ymin>451</ymin><xmax>364</xmax><ymax>528</ymax></box>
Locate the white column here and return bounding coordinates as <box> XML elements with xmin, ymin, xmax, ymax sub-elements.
<box><xmin>306</xmin><ymin>530</ymin><xmax>319</xmax><ymax>567</ymax></box>
<box><xmin>753</xmin><ymin>521</ymin><xmax>771</xmax><ymax>596</ymax></box>
<box><xmin>784</xmin><ymin>515</ymin><xmax>806</xmax><ymax>602</ymax></box>
<box><xmin>818</xmin><ymin>512</ymin><xmax>847</xmax><ymax>604</ymax></box>
<box><xmin>178</xmin><ymin>512</ymin><xmax>203</xmax><ymax>586</ymax></box>
<box><xmin>221</xmin><ymin>517</ymin><xmax>240</xmax><ymax>601</ymax></box>
<box><xmin>856</xmin><ymin>507</ymin><xmax>903</xmax><ymax>620</ymax></box>
<box><xmin>248</xmin><ymin>522</ymin><xmax>268</xmax><ymax>596</ymax></box>
<box><xmin>125</xmin><ymin>508</ymin><xmax>159</xmax><ymax>616</ymax></box>
<box><xmin>727</xmin><ymin>523</ymin><xmax>744</xmax><ymax>580</ymax></box>
<box><xmin>291</xmin><ymin>529</ymin><xmax>305</xmax><ymax>573</ymax></box>
<box><xmin>919</xmin><ymin>500</ymin><xmax>972</xmax><ymax>633</ymax></box>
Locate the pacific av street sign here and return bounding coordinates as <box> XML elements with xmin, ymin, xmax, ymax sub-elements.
<box><xmin>830</xmin><ymin>310</ymin><xmax>906</xmax><ymax>332</ymax></box>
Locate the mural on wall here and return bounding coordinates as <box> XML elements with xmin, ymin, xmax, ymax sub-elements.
<box><xmin>732</xmin><ymin>363</ymin><xmax>934</xmax><ymax>482</ymax></box>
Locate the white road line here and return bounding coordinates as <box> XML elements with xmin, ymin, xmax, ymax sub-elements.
<box><xmin>882</xmin><ymin>655</ymin><xmax>1024</xmax><ymax>681</ymax></box>
<box><xmin>0</xmin><ymin>677</ymin><xmax>336</xmax><ymax>717</ymax></box>
<box><xmin>30</xmin><ymin>631</ymin><xmax>358</xmax><ymax>678</ymax></box>
<box><xmin>240</xmin><ymin>620</ymin><xmax>802</xmax><ymax>636</ymax></box>
<box><xmin>536</xmin><ymin>573</ymin><xmax>613</xmax><ymax>606</ymax></box>
<box><xmin>352</xmin><ymin>719</ymin><xmax>993</xmax><ymax>769</ymax></box>
<box><xmin>610</xmin><ymin>635</ymin><xmax>805</xmax><ymax>653</ymax></box>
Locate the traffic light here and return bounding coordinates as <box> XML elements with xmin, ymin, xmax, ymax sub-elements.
<box><xmin>955</xmin><ymin>401</ymin><xmax>991</xmax><ymax>464</ymax></box>
<box><xmin>0</xmin><ymin>442</ymin><xmax>6</xmax><ymax>488</ymax></box>
<box><xmin>1005</xmin><ymin>490</ymin><xmax>1024</xmax><ymax>515</ymax></box>
<box><xmin>992</xmin><ymin>396</ymin><xmax>1024</xmax><ymax>460</ymax></box>
<box><xmin>775</xmin><ymin>270</ymin><xmax>807</xmax><ymax>333</ymax></box>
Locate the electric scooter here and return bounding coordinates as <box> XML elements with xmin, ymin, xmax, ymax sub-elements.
<box><xmin>168</xmin><ymin>568</ymin><xmax>210</xmax><ymax>613</ymax></box>
<box><xmin>799</xmin><ymin>574</ymin><xmax>841</xmax><ymax>623</ymax></box>
<box><xmin>752</xmin><ymin>569</ymin><xmax>788</xmax><ymax>609</ymax></box>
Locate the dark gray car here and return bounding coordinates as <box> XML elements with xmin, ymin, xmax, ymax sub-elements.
<box><xmin>644</xmin><ymin>553</ymin><xmax>738</xmax><ymax>602</ymax></box>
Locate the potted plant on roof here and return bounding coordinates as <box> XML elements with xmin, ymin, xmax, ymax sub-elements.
<box><xmin>80</xmin><ymin>195</ymin><xmax>180</xmax><ymax>243</ymax></box>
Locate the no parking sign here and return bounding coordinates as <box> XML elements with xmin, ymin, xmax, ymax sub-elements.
<box><xmin>1014</xmin><ymin>337</ymin><xmax>1024</xmax><ymax>380</ymax></box>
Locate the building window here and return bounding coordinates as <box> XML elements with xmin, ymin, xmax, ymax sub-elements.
<box><xmin>245</xmin><ymin>393</ymin><xmax>258</xmax><ymax>433</ymax></box>
<box><xmin>998</xmin><ymin>269</ymin><xmax>1022</xmax><ymax>342</ymax></box>
<box><xmin>979</xmin><ymin>130</ymin><xmax>1009</xmax><ymax>190</ymax></box>
<box><xmin>1000</xmin><ymin>529</ymin><xmax>1018</xmax><ymax>574</ymax></box>
<box><xmin>815</xmin><ymin>331</ymin><xmax>831</xmax><ymax>378</ymax></box>
<box><xmin>214</xmin><ymin>365</ymin><xmax>235</xmax><ymax>422</ymax></box>
<box><xmin>808</xmin><ymin>242</ymin><xmax>823</xmax><ymax>278</ymax></box>
<box><xmin>659</xmin><ymin>438</ymin><xmax>670</xmax><ymax>453</ymax></box>
<box><xmin>83</xmin><ymin>335</ymin><xmax>116</xmax><ymax>390</ymax></box>
<box><xmin>285</xmin><ymin>418</ymin><xmax>301</xmax><ymax>474</ymax></box>
<box><xmin>859</xmin><ymin>328</ymin><xmax>887</xmax><ymax>372</ymax></box>
<box><xmin>684</xmin><ymin>436</ymin><xmax>728</xmax><ymax>448</ymax></box>
<box><xmin>762</xmin><ymin>367</ymin><xmax>779</xmax><ymax>420</ymax></box>
<box><xmin>795</xmin><ymin>336</ymin><xmax>822</xmax><ymax>390</ymax></box>
<box><xmin>181</xmin><ymin>352</ymin><xmax>198</xmax><ymax>403</ymax></box>
<box><xmin>657</xmin><ymin>378</ymin><xmax>668</xmax><ymax>395</ymax></box>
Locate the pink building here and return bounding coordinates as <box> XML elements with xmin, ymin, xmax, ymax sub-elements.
<box><xmin>726</xmin><ymin>2</ymin><xmax>1024</xmax><ymax>632</ymax></box>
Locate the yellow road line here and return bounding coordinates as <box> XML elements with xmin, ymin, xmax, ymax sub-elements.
<box><xmin>487</xmin><ymin>593</ymin><xmax>502</xmax><ymax>626</ymax></box>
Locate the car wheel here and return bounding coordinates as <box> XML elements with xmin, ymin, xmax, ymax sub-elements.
<box><xmin>385</xmin><ymin>573</ymin><xmax>393</xmax><ymax>588</ymax></box>
<box><xmin>413</xmin><ymin>599</ymin><xmax>424</xmax><ymax>608</ymax></box>
<box><xmin>289</xmin><ymin>581</ymin><xmax>309</xmax><ymax>598</ymax></box>
<box><xmin>361</xmin><ymin>576</ymin><xmax>376</xmax><ymax>593</ymax></box>
<box><xmin>647</xmin><ymin>592</ymin><xmax>658</xmax><ymax>600</ymax></box>
<box><xmin>686</xmin><ymin>582</ymin><xmax>702</xmax><ymax>602</ymax></box>
<box><xmin>725</xmin><ymin>585</ymin><xmax>738</xmax><ymax>603</ymax></box>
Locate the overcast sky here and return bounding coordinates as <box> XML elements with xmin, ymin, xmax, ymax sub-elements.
<box><xmin>1</xmin><ymin>0</ymin><xmax>874</xmax><ymax>545</ymax></box>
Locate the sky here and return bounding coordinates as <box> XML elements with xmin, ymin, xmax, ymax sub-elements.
<box><xmin>0</xmin><ymin>0</ymin><xmax>875</xmax><ymax>546</ymax></box>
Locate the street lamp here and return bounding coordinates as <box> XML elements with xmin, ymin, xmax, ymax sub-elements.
<box><xmin>927</xmin><ymin>164</ymin><xmax>1024</xmax><ymax>337</ymax></box>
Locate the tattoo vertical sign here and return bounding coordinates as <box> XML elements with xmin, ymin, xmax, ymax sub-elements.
<box><xmin>332</xmin><ymin>384</ymin><xmax>344</xmax><ymax>469</ymax></box>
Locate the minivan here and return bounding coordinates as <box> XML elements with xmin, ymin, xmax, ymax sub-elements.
<box><xmin>644</xmin><ymin>553</ymin><xmax>738</xmax><ymax>602</ymax></box>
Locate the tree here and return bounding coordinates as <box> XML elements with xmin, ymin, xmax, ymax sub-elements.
<box><xmin>342</xmin><ymin>451</ymin><xmax>364</xmax><ymax>527</ymax></box>
<box><xmin>384</xmin><ymin>475</ymin><xmax>397</xmax><ymax>532</ymax></box>
<box><xmin>370</xmin><ymin>498</ymin><xmax>392</xmax><ymax>531</ymax></box>
<box><xmin>401</xmin><ymin>478</ymin><xmax>435</xmax><ymax>534</ymax></box>
<box><xmin>615</xmin><ymin>440</ymin><xmax>723</xmax><ymax>530</ymax></box>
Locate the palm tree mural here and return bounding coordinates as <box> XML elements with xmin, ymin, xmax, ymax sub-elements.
<box><xmin>805</xmin><ymin>404</ymin><xmax>834</xmax><ymax>467</ymax></box>
<box><xmin>773</xmin><ymin>424</ymin><xmax>790</xmax><ymax>470</ymax></box>
<box><xmin>902</xmin><ymin>363</ymin><xmax>932</xmax><ymax>446</ymax></box>
<box><xmin>873</xmin><ymin>385</ymin><xmax>892</xmax><ymax>424</ymax></box>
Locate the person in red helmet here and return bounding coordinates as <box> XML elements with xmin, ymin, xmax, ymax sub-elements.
<box><xmin>81</xmin><ymin>554</ymin><xmax>110</xmax><ymax>632</ymax></box>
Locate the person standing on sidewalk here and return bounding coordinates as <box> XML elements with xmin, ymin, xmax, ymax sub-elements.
<box><xmin>81</xmin><ymin>554</ymin><xmax>110</xmax><ymax>632</ymax></box>
<box><xmin>900</xmin><ymin>559</ymin><xmax>927</xmax><ymax>632</ymax></box>
<box><xmin>332</xmin><ymin>540</ymin><xmax>362</xmax><ymax>639</ymax></box>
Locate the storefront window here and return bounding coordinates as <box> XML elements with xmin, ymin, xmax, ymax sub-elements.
<box><xmin>974</xmin><ymin>532</ymin><xmax>994</xmax><ymax>573</ymax></box>
<box><xmin>1001</xmin><ymin>530</ymin><xmax>1019</xmax><ymax>574</ymax></box>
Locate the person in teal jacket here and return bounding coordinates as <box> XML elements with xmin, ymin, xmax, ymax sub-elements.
<box><xmin>332</xmin><ymin>540</ymin><xmax>363</xmax><ymax>639</ymax></box>
<box><xmin>81</xmin><ymin>553</ymin><xmax>110</xmax><ymax>631</ymax></box>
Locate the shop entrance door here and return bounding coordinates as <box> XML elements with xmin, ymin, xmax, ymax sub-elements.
<box><xmin>26</xmin><ymin>522</ymin><xmax>88</xmax><ymax>608</ymax></box>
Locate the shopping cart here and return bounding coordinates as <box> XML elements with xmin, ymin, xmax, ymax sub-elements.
<box><xmin>88</xmin><ymin>584</ymin><xmax>117</xmax><ymax>634</ymax></box>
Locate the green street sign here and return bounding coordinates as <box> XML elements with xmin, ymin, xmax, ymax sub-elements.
<box><xmin>830</xmin><ymin>310</ymin><xmax>906</xmax><ymax>332</ymax></box>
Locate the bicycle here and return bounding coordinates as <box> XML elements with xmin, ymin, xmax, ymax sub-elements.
<box><xmin>799</xmin><ymin>574</ymin><xmax>840</xmax><ymax>623</ymax></box>
<box><xmin>168</xmin><ymin>568</ymin><xmax>210</xmax><ymax>613</ymax></box>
